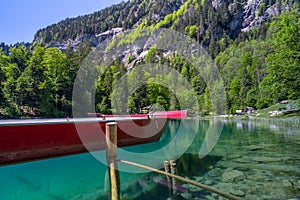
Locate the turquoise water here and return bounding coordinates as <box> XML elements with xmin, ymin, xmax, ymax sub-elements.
<box><xmin>1</xmin><ymin>119</ymin><xmax>300</xmax><ymax>199</ymax></box>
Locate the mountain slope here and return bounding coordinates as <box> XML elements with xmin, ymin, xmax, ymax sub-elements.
<box><xmin>34</xmin><ymin>0</ymin><xmax>298</xmax><ymax>57</ymax></box>
<box><xmin>33</xmin><ymin>0</ymin><xmax>184</xmax><ymax>47</ymax></box>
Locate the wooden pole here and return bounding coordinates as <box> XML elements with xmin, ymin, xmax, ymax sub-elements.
<box><xmin>119</xmin><ymin>159</ymin><xmax>241</xmax><ymax>200</ymax></box>
<box><xmin>106</xmin><ymin>122</ymin><xmax>120</xmax><ymax>200</ymax></box>
<box><xmin>170</xmin><ymin>160</ymin><xmax>177</xmax><ymax>195</ymax></box>
<box><xmin>163</xmin><ymin>160</ymin><xmax>172</xmax><ymax>195</ymax></box>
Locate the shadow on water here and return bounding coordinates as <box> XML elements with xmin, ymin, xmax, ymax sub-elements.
<box><xmin>16</xmin><ymin>176</ymin><xmax>41</xmax><ymax>190</ymax></box>
<box><xmin>176</xmin><ymin>154</ymin><xmax>223</xmax><ymax>178</ymax></box>
<box><xmin>15</xmin><ymin>176</ymin><xmax>65</xmax><ymax>200</ymax></box>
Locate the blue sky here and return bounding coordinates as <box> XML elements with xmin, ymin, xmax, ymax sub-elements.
<box><xmin>0</xmin><ymin>0</ymin><xmax>124</xmax><ymax>44</ymax></box>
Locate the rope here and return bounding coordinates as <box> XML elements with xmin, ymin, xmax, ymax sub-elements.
<box><xmin>118</xmin><ymin>159</ymin><xmax>241</xmax><ymax>200</ymax></box>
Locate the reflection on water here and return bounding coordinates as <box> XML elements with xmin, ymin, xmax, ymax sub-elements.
<box><xmin>176</xmin><ymin>154</ymin><xmax>223</xmax><ymax>177</ymax></box>
<box><xmin>0</xmin><ymin>119</ymin><xmax>299</xmax><ymax>199</ymax></box>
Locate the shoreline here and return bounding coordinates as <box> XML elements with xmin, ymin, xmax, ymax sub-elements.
<box><xmin>197</xmin><ymin>115</ymin><xmax>300</xmax><ymax>128</ymax></box>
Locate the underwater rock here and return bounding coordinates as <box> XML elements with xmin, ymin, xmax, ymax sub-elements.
<box><xmin>247</xmin><ymin>174</ymin><xmax>264</xmax><ymax>181</ymax></box>
<box><xmin>246</xmin><ymin>195</ymin><xmax>260</xmax><ymax>199</ymax></box>
<box><xmin>235</xmin><ymin>157</ymin><xmax>251</xmax><ymax>163</ymax></box>
<box><xmin>180</xmin><ymin>192</ymin><xmax>193</xmax><ymax>200</ymax></box>
<box><xmin>225</xmin><ymin>167</ymin><xmax>233</xmax><ymax>172</ymax></box>
<box><xmin>222</xmin><ymin>169</ymin><xmax>245</xmax><ymax>182</ymax></box>
<box><xmin>260</xmin><ymin>194</ymin><xmax>274</xmax><ymax>199</ymax></box>
<box><xmin>229</xmin><ymin>189</ymin><xmax>245</xmax><ymax>197</ymax></box>
<box><xmin>204</xmin><ymin>179</ymin><xmax>214</xmax><ymax>185</ymax></box>
<box><xmin>227</xmin><ymin>155</ymin><xmax>242</xmax><ymax>159</ymax></box>
<box><xmin>214</xmin><ymin>182</ymin><xmax>232</xmax><ymax>191</ymax></box>
<box><xmin>246</xmin><ymin>169</ymin><xmax>275</xmax><ymax>182</ymax></box>
<box><xmin>207</xmin><ymin>168</ymin><xmax>222</xmax><ymax>177</ymax></box>
<box><xmin>204</xmin><ymin>195</ymin><xmax>216</xmax><ymax>200</ymax></box>
<box><xmin>193</xmin><ymin>176</ymin><xmax>204</xmax><ymax>182</ymax></box>
<box><xmin>262</xmin><ymin>181</ymin><xmax>281</xmax><ymax>189</ymax></box>
<box><xmin>211</xmin><ymin>193</ymin><xmax>218</xmax><ymax>198</ymax></box>
<box><xmin>182</xmin><ymin>183</ymin><xmax>203</xmax><ymax>192</ymax></box>
<box><xmin>252</xmin><ymin>156</ymin><xmax>282</xmax><ymax>163</ymax></box>
<box><xmin>282</xmin><ymin>179</ymin><xmax>292</xmax><ymax>187</ymax></box>
<box><xmin>246</xmin><ymin>145</ymin><xmax>265</xmax><ymax>151</ymax></box>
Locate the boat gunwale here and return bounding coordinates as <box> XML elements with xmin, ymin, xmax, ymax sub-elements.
<box><xmin>0</xmin><ymin>117</ymin><xmax>150</xmax><ymax>126</ymax></box>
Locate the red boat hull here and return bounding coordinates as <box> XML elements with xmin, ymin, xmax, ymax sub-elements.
<box><xmin>0</xmin><ymin>118</ymin><xmax>169</xmax><ymax>165</ymax></box>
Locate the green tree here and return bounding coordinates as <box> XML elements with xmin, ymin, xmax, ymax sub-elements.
<box><xmin>228</xmin><ymin>77</ymin><xmax>241</xmax><ymax>113</ymax></box>
<box><xmin>15</xmin><ymin>46</ymin><xmax>46</xmax><ymax>116</ymax></box>
<box><xmin>65</xmin><ymin>43</ymin><xmax>92</xmax><ymax>115</ymax></box>
<box><xmin>147</xmin><ymin>76</ymin><xmax>171</xmax><ymax>111</ymax></box>
<box><xmin>111</xmin><ymin>63</ymin><xmax>128</xmax><ymax>114</ymax></box>
<box><xmin>145</xmin><ymin>46</ymin><xmax>157</xmax><ymax>63</ymax></box>
<box><xmin>260</xmin><ymin>12</ymin><xmax>300</xmax><ymax>104</ymax></box>
<box><xmin>0</xmin><ymin>50</ymin><xmax>8</xmax><ymax>110</ymax></box>
<box><xmin>238</xmin><ymin>52</ymin><xmax>253</xmax><ymax>105</ymax></box>
<box><xmin>42</xmin><ymin>47</ymin><xmax>68</xmax><ymax>116</ymax></box>
<box><xmin>1</xmin><ymin>46</ymin><xmax>30</xmax><ymax>116</ymax></box>
<box><xmin>8</xmin><ymin>45</ymin><xmax>30</xmax><ymax>72</ymax></box>
<box><xmin>96</xmin><ymin>66</ymin><xmax>114</xmax><ymax>114</ymax></box>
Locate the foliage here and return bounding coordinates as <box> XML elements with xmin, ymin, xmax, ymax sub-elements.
<box><xmin>260</xmin><ymin>11</ymin><xmax>300</xmax><ymax>103</ymax></box>
<box><xmin>0</xmin><ymin>43</ymin><xmax>94</xmax><ymax>117</ymax></box>
<box><xmin>215</xmin><ymin>11</ymin><xmax>300</xmax><ymax>112</ymax></box>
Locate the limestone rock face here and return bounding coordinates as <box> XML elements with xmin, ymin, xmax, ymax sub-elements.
<box><xmin>48</xmin><ymin>28</ymin><xmax>124</xmax><ymax>51</ymax></box>
<box><xmin>241</xmin><ymin>0</ymin><xmax>289</xmax><ymax>32</ymax></box>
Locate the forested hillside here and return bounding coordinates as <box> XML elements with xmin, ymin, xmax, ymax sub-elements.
<box><xmin>216</xmin><ymin>11</ymin><xmax>300</xmax><ymax>112</ymax></box>
<box><xmin>34</xmin><ymin>0</ymin><xmax>184</xmax><ymax>45</ymax></box>
<box><xmin>0</xmin><ymin>0</ymin><xmax>299</xmax><ymax>118</ymax></box>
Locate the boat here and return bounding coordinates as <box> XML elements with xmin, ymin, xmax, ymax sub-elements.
<box><xmin>0</xmin><ymin>110</ymin><xmax>187</xmax><ymax>165</ymax></box>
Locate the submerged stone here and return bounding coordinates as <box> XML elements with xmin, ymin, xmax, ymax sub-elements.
<box><xmin>205</xmin><ymin>195</ymin><xmax>216</xmax><ymax>200</ymax></box>
<box><xmin>260</xmin><ymin>194</ymin><xmax>274</xmax><ymax>199</ymax></box>
<box><xmin>207</xmin><ymin>168</ymin><xmax>222</xmax><ymax>177</ymax></box>
<box><xmin>228</xmin><ymin>155</ymin><xmax>242</xmax><ymax>159</ymax></box>
<box><xmin>247</xmin><ymin>174</ymin><xmax>264</xmax><ymax>181</ymax></box>
<box><xmin>252</xmin><ymin>156</ymin><xmax>282</xmax><ymax>163</ymax></box>
<box><xmin>246</xmin><ymin>145</ymin><xmax>265</xmax><ymax>151</ymax></box>
<box><xmin>214</xmin><ymin>182</ymin><xmax>233</xmax><ymax>192</ymax></box>
<box><xmin>182</xmin><ymin>183</ymin><xmax>202</xmax><ymax>192</ymax></box>
<box><xmin>222</xmin><ymin>169</ymin><xmax>245</xmax><ymax>182</ymax></box>
<box><xmin>225</xmin><ymin>167</ymin><xmax>234</xmax><ymax>172</ymax></box>
<box><xmin>282</xmin><ymin>179</ymin><xmax>292</xmax><ymax>187</ymax></box>
<box><xmin>180</xmin><ymin>192</ymin><xmax>193</xmax><ymax>200</ymax></box>
<box><xmin>193</xmin><ymin>176</ymin><xmax>204</xmax><ymax>182</ymax></box>
<box><xmin>204</xmin><ymin>179</ymin><xmax>214</xmax><ymax>185</ymax></box>
<box><xmin>229</xmin><ymin>189</ymin><xmax>245</xmax><ymax>197</ymax></box>
<box><xmin>235</xmin><ymin>158</ymin><xmax>251</xmax><ymax>163</ymax></box>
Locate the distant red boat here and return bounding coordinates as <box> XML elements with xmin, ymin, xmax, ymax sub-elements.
<box><xmin>0</xmin><ymin>110</ymin><xmax>187</xmax><ymax>165</ymax></box>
